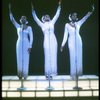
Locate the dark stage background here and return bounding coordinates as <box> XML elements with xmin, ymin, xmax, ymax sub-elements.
<box><xmin>2</xmin><ymin>0</ymin><xmax>99</xmax><ymax>76</ymax></box>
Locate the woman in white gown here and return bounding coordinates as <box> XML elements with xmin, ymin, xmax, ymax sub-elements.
<box><xmin>31</xmin><ymin>1</ymin><xmax>61</xmax><ymax>79</ymax></box>
<box><xmin>9</xmin><ymin>4</ymin><xmax>33</xmax><ymax>80</ymax></box>
<box><xmin>60</xmin><ymin>5</ymin><xmax>94</xmax><ymax>80</ymax></box>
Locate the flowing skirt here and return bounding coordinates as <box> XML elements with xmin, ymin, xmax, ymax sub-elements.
<box><xmin>68</xmin><ymin>35</ymin><xmax>83</xmax><ymax>80</ymax></box>
<box><xmin>44</xmin><ymin>34</ymin><xmax>58</xmax><ymax>76</ymax></box>
<box><xmin>16</xmin><ymin>38</ymin><xmax>30</xmax><ymax>78</ymax></box>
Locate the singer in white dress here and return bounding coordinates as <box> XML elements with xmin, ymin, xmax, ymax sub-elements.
<box><xmin>9</xmin><ymin>4</ymin><xmax>33</xmax><ymax>80</ymax></box>
<box><xmin>60</xmin><ymin>5</ymin><xmax>94</xmax><ymax>80</ymax></box>
<box><xmin>31</xmin><ymin>1</ymin><xmax>61</xmax><ymax>79</ymax></box>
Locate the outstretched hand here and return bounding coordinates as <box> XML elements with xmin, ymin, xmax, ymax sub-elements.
<box><xmin>31</xmin><ymin>2</ymin><xmax>34</xmax><ymax>10</ymax></box>
<box><xmin>60</xmin><ymin>46</ymin><xmax>64</xmax><ymax>52</ymax></box>
<box><xmin>59</xmin><ymin>0</ymin><xmax>62</xmax><ymax>5</ymax></box>
<box><xmin>28</xmin><ymin>48</ymin><xmax>31</xmax><ymax>53</ymax></box>
<box><xmin>91</xmin><ymin>4</ymin><xmax>95</xmax><ymax>12</ymax></box>
<box><xmin>9</xmin><ymin>3</ymin><xmax>11</xmax><ymax>13</ymax></box>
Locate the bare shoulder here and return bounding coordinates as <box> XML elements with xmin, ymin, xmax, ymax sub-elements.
<box><xmin>65</xmin><ymin>23</ymin><xmax>69</xmax><ymax>27</ymax></box>
<box><xmin>28</xmin><ymin>26</ymin><xmax>32</xmax><ymax>29</ymax></box>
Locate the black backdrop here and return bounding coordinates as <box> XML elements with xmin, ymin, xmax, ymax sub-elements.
<box><xmin>2</xmin><ymin>0</ymin><xmax>99</xmax><ymax>76</ymax></box>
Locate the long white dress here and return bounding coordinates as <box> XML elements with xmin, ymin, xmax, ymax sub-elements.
<box><xmin>61</xmin><ymin>12</ymin><xmax>93</xmax><ymax>79</ymax></box>
<box><xmin>9</xmin><ymin>13</ymin><xmax>33</xmax><ymax>78</ymax></box>
<box><xmin>32</xmin><ymin>6</ymin><xmax>61</xmax><ymax>76</ymax></box>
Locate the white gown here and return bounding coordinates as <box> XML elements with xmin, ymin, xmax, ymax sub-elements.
<box><xmin>61</xmin><ymin>12</ymin><xmax>93</xmax><ymax>79</ymax></box>
<box><xmin>10</xmin><ymin>13</ymin><xmax>33</xmax><ymax>78</ymax></box>
<box><xmin>32</xmin><ymin>6</ymin><xmax>61</xmax><ymax>76</ymax></box>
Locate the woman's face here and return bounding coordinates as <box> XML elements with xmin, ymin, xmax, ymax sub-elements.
<box><xmin>20</xmin><ymin>16</ymin><xmax>27</xmax><ymax>24</ymax></box>
<box><xmin>71</xmin><ymin>13</ymin><xmax>78</xmax><ymax>22</ymax></box>
<box><xmin>44</xmin><ymin>15</ymin><xmax>50</xmax><ymax>22</ymax></box>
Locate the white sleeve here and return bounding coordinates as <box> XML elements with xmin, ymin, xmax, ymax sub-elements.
<box><xmin>9</xmin><ymin>12</ymin><xmax>20</xmax><ymax>28</ymax></box>
<box><xmin>32</xmin><ymin>10</ymin><xmax>43</xmax><ymax>27</ymax></box>
<box><xmin>78</xmin><ymin>12</ymin><xmax>93</xmax><ymax>26</ymax></box>
<box><xmin>29</xmin><ymin>26</ymin><xmax>33</xmax><ymax>48</ymax></box>
<box><xmin>61</xmin><ymin>24</ymin><xmax>68</xmax><ymax>47</ymax></box>
<box><xmin>51</xmin><ymin>5</ymin><xmax>61</xmax><ymax>24</ymax></box>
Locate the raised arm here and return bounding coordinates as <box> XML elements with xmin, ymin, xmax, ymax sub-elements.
<box><xmin>51</xmin><ymin>0</ymin><xmax>61</xmax><ymax>24</ymax></box>
<box><xmin>78</xmin><ymin>4</ymin><xmax>95</xmax><ymax>26</ymax></box>
<box><xmin>31</xmin><ymin>3</ymin><xmax>43</xmax><ymax>27</ymax></box>
<box><xmin>60</xmin><ymin>24</ymin><xmax>68</xmax><ymax>52</ymax></box>
<box><xmin>9</xmin><ymin>3</ymin><xmax>20</xmax><ymax>28</ymax></box>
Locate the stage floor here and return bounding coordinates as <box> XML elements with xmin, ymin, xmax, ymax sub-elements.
<box><xmin>2</xmin><ymin>75</ymin><xmax>99</xmax><ymax>98</ymax></box>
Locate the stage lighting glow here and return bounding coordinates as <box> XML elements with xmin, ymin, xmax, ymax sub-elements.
<box><xmin>2</xmin><ymin>88</ymin><xmax>8</xmax><ymax>91</ymax></box>
<box><xmin>78</xmin><ymin>80</ymin><xmax>89</xmax><ymax>87</ymax></box>
<box><xmin>91</xmin><ymin>80</ymin><xmax>99</xmax><ymax>89</ymax></box>
<box><xmin>2</xmin><ymin>75</ymin><xmax>99</xmax><ymax>98</ymax></box>
<box><xmin>79</xmin><ymin>91</ymin><xmax>92</xmax><ymax>96</ymax></box>
<box><xmin>51</xmin><ymin>81</ymin><xmax>63</xmax><ymax>88</ymax></box>
<box><xmin>2</xmin><ymin>92</ymin><xmax>6</xmax><ymax>97</ymax></box>
<box><xmin>7</xmin><ymin>92</ymin><xmax>20</xmax><ymax>97</ymax></box>
<box><xmin>36</xmin><ymin>81</ymin><xmax>48</xmax><ymax>88</ymax></box>
<box><xmin>36</xmin><ymin>92</ymin><xmax>49</xmax><ymax>97</ymax></box>
<box><xmin>65</xmin><ymin>91</ymin><xmax>78</xmax><ymax>97</ymax></box>
<box><xmin>93</xmin><ymin>91</ymin><xmax>99</xmax><ymax>96</ymax></box>
<box><xmin>10</xmin><ymin>81</ymin><xmax>21</xmax><ymax>88</ymax></box>
<box><xmin>22</xmin><ymin>92</ymin><xmax>35</xmax><ymax>97</ymax></box>
<box><xmin>64</xmin><ymin>81</ymin><xmax>75</xmax><ymax>88</ymax></box>
<box><xmin>23</xmin><ymin>81</ymin><xmax>36</xmax><ymax>88</ymax></box>
<box><xmin>50</xmin><ymin>91</ymin><xmax>63</xmax><ymax>97</ymax></box>
<box><xmin>2</xmin><ymin>82</ymin><xmax>8</xmax><ymax>88</ymax></box>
